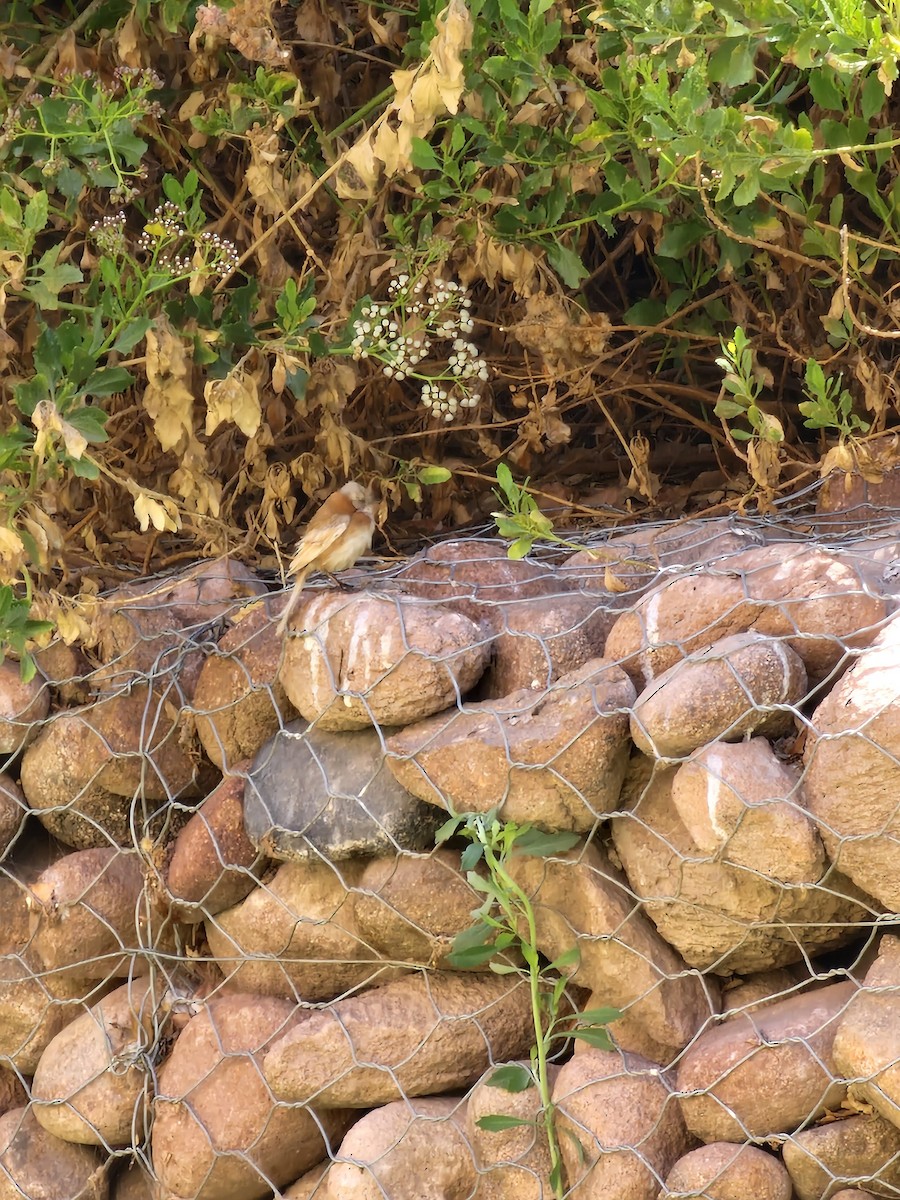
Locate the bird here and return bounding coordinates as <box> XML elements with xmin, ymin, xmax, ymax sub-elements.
<box><xmin>276</xmin><ymin>482</ymin><xmax>377</xmax><ymax>635</ymax></box>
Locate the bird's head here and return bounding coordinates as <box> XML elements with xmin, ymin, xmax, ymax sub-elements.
<box><xmin>338</xmin><ymin>482</ymin><xmax>369</xmax><ymax>509</ymax></box>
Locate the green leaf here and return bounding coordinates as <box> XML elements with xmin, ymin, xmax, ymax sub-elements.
<box><xmin>65</xmin><ymin>406</ymin><xmax>109</xmax><ymax>443</ymax></box>
<box><xmin>460</xmin><ymin>841</ymin><xmax>484</xmax><ymax>871</ymax></box>
<box><xmin>476</xmin><ymin>1114</ymin><xmax>535</xmax><ymax>1132</ymax></box>
<box><xmin>545</xmin><ymin>242</ymin><xmax>588</xmax><ymax>288</ymax></box>
<box><xmin>566</xmin><ymin>1026</ymin><xmax>616</xmax><ymax>1050</ymax></box>
<box><xmin>23</xmin><ymin>190</ymin><xmax>49</xmax><ymax>233</ymax></box>
<box><xmin>417</xmin><ymin>466</ymin><xmax>452</xmax><ymax>484</ymax></box>
<box><xmin>486</xmin><ymin>1064</ymin><xmax>534</xmax><ymax>1092</ymax></box>
<box><xmin>435</xmin><ymin>815</ymin><xmax>461</xmax><ymax>844</ymax></box>
<box><xmin>84</xmin><ymin>366</ymin><xmax>133</xmax><ymax>398</ymax></box>
<box><xmin>578</xmin><ymin>1006</ymin><xmax>621</xmax><ymax>1025</ymax></box>
<box><xmin>112</xmin><ymin>317</ymin><xmax>153</xmax><ymax>355</ymax></box>
<box><xmin>508</xmin><ymin>537</ymin><xmax>534</xmax><ymax>560</ymax></box>
<box><xmin>446</xmin><ymin>941</ymin><xmax>500</xmax><ymax>968</ymax></box>
<box><xmin>624</xmin><ymin>299</ymin><xmax>666</xmax><ymax>325</ymax></box>
<box><xmin>808</xmin><ymin>67</ymin><xmax>844</xmax><ymax>111</ymax></box>
<box><xmin>410</xmin><ymin>137</ymin><xmax>442</xmax><ymax>172</ymax></box>
<box><xmin>548</xmin><ymin>945</ymin><xmax>580</xmax><ymax>972</ymax></box>
<box><xmin>513</xmin><ymin>828</ymin><xmax>580</xmax><ymax>858</ymax></box>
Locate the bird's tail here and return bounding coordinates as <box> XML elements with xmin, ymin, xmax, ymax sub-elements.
<box><xmin>275</xmin><ymin>568</ymin><xmax>310</xmax><ymax>637</ymax></box>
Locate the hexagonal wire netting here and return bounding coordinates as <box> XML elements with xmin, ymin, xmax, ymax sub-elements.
<box><xmin>2</xmin><ymin>478</ymin><xmax>900</xmax><ymax>1200</ymax></box>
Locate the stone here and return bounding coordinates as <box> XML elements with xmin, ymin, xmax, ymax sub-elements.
<box><xmin>27</xmin><ymin>847</ymin><xmax>174</xmax><ymax>982</ymax></box>
<box><xmin>205</xmin><ymin>859</ymin><xmax>394</xmax><ymax>1001</ymax></box>
<box><xmin>466</xmin><ymin>1063</ymin><xmax>559</xmax><ymax>1200</ymax></box>
<box><xmin>630</xmin><ymin>632</ymin><xmax>807</xmax><ymax>758</ymax></box>
<box><xmin>605</xmin><ymin>544</ymin><xmax>887</xmax><ymax>688</ymax></box>
<box><xmin>93</xmin><ymin>558</ymin><xmax>266</xmax><ymax>696</ymax></box>
<box><xmin>675</xmin><ymin>981</ymin><xmax>856</xmax><ymax>1142</ymax></box>
<box><xmin>0</xmin><ymin>774</ymin><xmax>26</xmax><ymax>860</ymax></box>
<box><xmin>193</xmin><ymin>596</ymin><xmax>297</xmax><ymax>770</ymax></box>
<box><xmin>349</xmin><ymin>851</ymin><xmax>485</xmax><ymax>969</ymax></box>
<box><xmin>782</xmin><ymin>1113</ymin><xmax>900</xmax><ymax>1199</ymax></box>
<box><xmin>244</xmin><ymin>723</ymin><xmax>444</xmax><ymax>862</ymax></box>
<box><xmin>164</xmin><ymin>765</ymin><xmax>265</xmax><ymax>921</ymax></box>
<box><xmin>671</xmin><ymin>739</ymin><xmax>824</xmax><ymax>885</ymax></box>
<box><xmin>396</xmin><ymin>539</ymin><xmax>565</xmax><ymax>631</ymax></box>
<box><xmin>507</xmin><ymin>841</ymin><xmax>715</xmax><ymax>1066</ymax></box>
<box><xmin>152</xmin><ymin>994</ymin><xmax>350</xmax><ymax>1200</ymax></box>
<box><xmin>560</xmin><ymin>517</ymin><xmax>763</xmax><ymax>601</ymax></box>
<box><xmin>31</xmin><ymin>978</ymin><xmax>155</xmax><ymax>1147</ymax></box>
<box><xmin>611</xmin><ymin>757</ymin><xmax>872</xmax><ymax>974</ymax></box>
<box><xmin>263</xmin><ymin>972</ymin><xmax>536</xmax><ymax>1107</ymax></box>
<box><xmin>552</xmin><ymin>1049</ymin><xmax>693</xmax><ymax>1199</ymax></box>
<box><xmin>803</xmin><ymin>611</ymin><xmax>900</xmax><ymax>911</ymax></box>
<box><xmin>322</xmin><ymin>1098</ymin><xmax>474</xmax><ymax>1200</ymax></box>
<box><xmin>0</xmin><ymin>951</ymin><xmax>87</xmax><ymax>1073</ymax></box>
<box><xmin>0</xmin><ymin>660</ymin><xmax>49</xmax><ymax>755</ymax></box>
<box><xmin>278</xmin><ymin>591</ymin><xmax>490</xmax><ymax>731</ymax></box>
<box><xmin>20</xmin><ymin>687</ymin><xmax>215</xmax><ymax>849</ymax></box>
<box><xmin>480</xmin><ymin>592</ymin><xmax>615</xmax><ymax>699</ymax></box>
<box><xmin>832</xmin><ymin>936</ymin><xmax>900</xmax><ymax>1129</ymax></box>
<box><xmin>0</xmin><ymin>1107</ymin><xmax>107</xmax><ymax>1200</ymax></box>
<box><xmin>660</xmin><ymin>1142</ymin><xmax>792</xmax><ymax>1199</ymax></box>
<box><xmin>720</xmin><ymin>968</ymin><xmax>803</xmax><ymax>1015</ymax></box>
<box><xmin>386</xmin><ymin>659</ymin><xmax>635</xmax><ymax>832</ymax></box>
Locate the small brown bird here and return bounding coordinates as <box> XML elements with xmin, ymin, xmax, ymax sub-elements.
<box><xmin>277</xmin><ymin>482</ymin><xmax>377</xmax><ymax>635</ymax></box>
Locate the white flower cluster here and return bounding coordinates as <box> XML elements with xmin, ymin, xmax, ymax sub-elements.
<box><xmin>89</xmin><ymin>202</ymin><xmax>239</xmax><ymax>280</ymax></box>
<box><xmin>350</xmin><ymin>274</ymin><xmax>488</xmax><ymax>422</ymax></box>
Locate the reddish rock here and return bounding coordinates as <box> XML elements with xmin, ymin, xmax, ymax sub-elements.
<box><xmin>387</xmin><ymin>658</ymin><xmax>635</xmax><ymax>833</ymax></box>
<box><xmin>612</xmin><ymin>758</ymin><xmax>872</xmax><ymax>974</ymax></box>
<box><xmin>279</xmin><ymin>592</ymin><xmax>490</xmax><ymax>731</ymax></box>
<box><xmin>676</xmin><ymin>981</ymin><xmax>856</xmax><ymax>1142</ymax></box>
<box><xmin>0</xmin><ymin>660</ymin><xmax>49</xmax><ymax>755</ymax></box>
<box><xmin>671</xmin><ymin>739</ymin><xmax>824</xmax><ymax>884</ymax></box>
<box><xmin>630</xmin><ymin>632</ymin><xmax>807</xmax><ymax>758</ymax></box>
<box><xmin>832</xmin><ymin>936</ymin><xmax>900</xmax><ymax>1129</ymax></box>
<box><xmin>165</xmin><ymin>766</ymin><xmax>264</xmax><ymax>921</ymax></box>
<box><xmin>263</xmin><ymin>972</ymin><xmax>536</xmax><ymax>1107</ymax></box>
<box><xmin>803</xmin><ymin>610</ymin><xmax>900</xmax><ymax>910</ymax></box>
<box><xmin>194</xmin><ymin>598</ymin><xmax>297</xmax><ymax>770</ymax></box>
<box><xmin>783</xmin><ymin>1113</ymin><xmax>900</xmax><ymax>1200</ymax></box>
<box><xmin>553</xmin><ymin>1049</ymin><xmax>693</xmax><ymax>1199</ymax></box>
<box><xmin>466</xmin><ymin>1063</ymin><xmax>559</xmax><ymax>1200</ymax></box>
<box><xmin>660</xmin><ymin>1142</ymin><xmax>792</xmax><ymax>1199</ymax></box>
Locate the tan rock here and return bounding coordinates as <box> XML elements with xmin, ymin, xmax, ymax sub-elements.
<box><xmin>630</xmin><ymin>633</ymin><xmax>807</xmax><ymax>758</ymax></box>
<box><xmin>194</xmin><ymin>597</ymin><xmax>296</xmax><ymax>770</ymax></box>
<box><xmin>350</xmin><ymin>851</ymin><xmax>484</xmax><ymax>968</ymax></box>
<box><xmin>152</xmin><ymin>993</ymin><xmax>350</xmax><ymax>1200</ymax></box>
<box><xmin>0</xmin><ymin>773</ymin><xmax>26</xmax><ymax>859</ymax></box>
<box><xmin>20</xmin><ymin>687</ymin><xmax>214</xmax><ymax>848</ymax></box>
<box><xmin>676</xmin><ymin>981</ymin><xmax>855</xmax><ymax>1142</ymax></box>
<box><xmin>553</xmin><ymin>1049</ymin><xmax>693</xmax><ymax>1198</ymax></box>
<box><xmin>605</xmin><ymin>544</ymin><xmax>887</xmax><ymax>687</ymax></box>
<box><xmin>27</xmin><ymin>847</ymin><xmax>173</xmax><ymax>982</ymax></box>
<box><xmin>386</xmin><ymin>659</ymin><xmax>635</xmax><ymax>832</ymax></box>
<box><xmin>0</xmin><ymin>1069</ymin><xmax>25</xmax><ymax>1120</ymax></box>
<box><xmin>832</xmin><ymin>936</ymin><xmax>900</xmax><ymax>1129</ymax></box>
<box><xmin>660</xmin><ymin>1142</ymin><xmax>792</xmax><ymax>1199</ymax></box>
<box><xmin>611</xmin><ymin>757</ymin><xmax>872</xmax><ymax>974</ymax></box>
<box><xmin>279</xmin><ymin>592</ymin><xmax>490</xmax><ymax>731</ymax></box>
<box><xmin>561</xmin><ymin>518</ymin><xmax>759</xmax><ymax>600</ymax></box>
<box><xmin>0</xmin><ymin>1107</ymin><xmax>107</xmax><ymax>1200</ymax></box>
<box><xmin>93</xmin><ymin>557</ymin><xmax>265</xmax><ymax>696</ymax></box>
<box><xmin>480</xmin><ymin>593</ymin><xmax>615</xmax><ymax>698</ymax></box>
<box><xmin>32</xmin><ymin>978</ymin><xmax>155</xmax><ymax>1147</ymax></box>
<box><xmin>263</xmin><ymin>972</ymin><xmax>536</xmax><ymax>1107</ymax></box>
<box><xmin>720</xmin><ymin>969</ymin><xmax>802</xmax><ymax>1014</ymax></box>
<box><xmin>205</xmin><ymin>859</ymin><xmax>392</xmax><ymax>1000</ymax></box>
<box><xmin>165</xmin><ymin>766</ymin><xmax>265</xmax><ymax>922</ymax></box>
<box><xmin>0</xmin><ymin>659</ymin><xmax>49</xmax><ymax>755</ymax></box>
<box><xmin>782</xmin><ymin>1113</ymin><xmax>900</xmax><ymax>1199</ymax></box>
<box><xmin>322</xmin><ymin>1098</ymin><xmax>474</xmax><ymax>1200</ymax></box>
<box><xmin>466</xmin><ymin>1063</ymin><xmax>559</xmax><ymax>1200</ymax></box>
<box><xmin>0</xmin><ymin>951</ymin><xmax>89</xmax><ymax>1073</ymax></box>
<box><xmin>803</xmin><ymin>610</ymin><xmax>900</xmax><ymax>910</ymax></box>
<box><xmin>507</xmin><ymin>841</ymin><xmax>715</xmax><ymax>1065</ymax></box>
<box><xmin>397</xmin><ymin>540</ymin><xmax>565</xmax><ymax>630</ymax></box>
<box><xmin>282</xmin><ymin>1163</ymin><xmax>329</xmax><ymax>1199</ymax></box>
<box><xmin>671</xmin><ymin>739</ymin><xmax>824</xmax><ymax>884</ymax></box>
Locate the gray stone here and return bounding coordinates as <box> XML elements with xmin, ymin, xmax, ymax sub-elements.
<box><xmin>245</xmin><ymin>721</ymin><xmax>444</xmax><ymax>861</ymax></box>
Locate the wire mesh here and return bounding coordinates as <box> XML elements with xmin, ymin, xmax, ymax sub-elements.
<box><xmin>3</xmin><ymin>491</ymin><xmax>900</xmax><ymax>1199</ymax></box>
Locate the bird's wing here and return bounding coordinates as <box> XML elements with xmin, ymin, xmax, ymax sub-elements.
<box><xmin>287</xmin><ymin>513</ymin><xmax>352</xmax><ymax>576</ymax></box>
